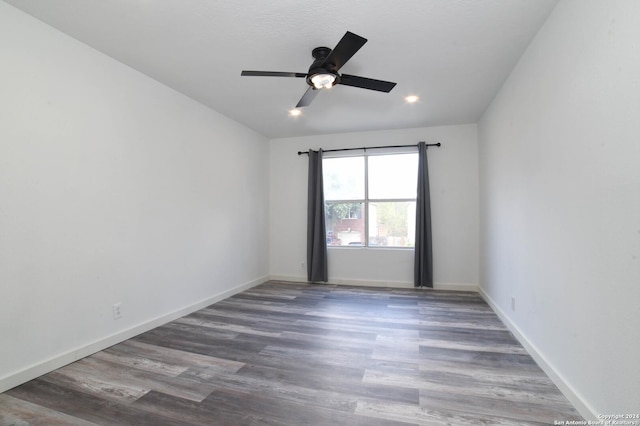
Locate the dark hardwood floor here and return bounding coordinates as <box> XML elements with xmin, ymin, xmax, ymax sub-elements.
<box><xmin>0</xmin><ymin>281</ymin><xmax>582</xmax><ymax>425</ymax></box>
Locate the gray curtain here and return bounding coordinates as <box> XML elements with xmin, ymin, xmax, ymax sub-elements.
<box><xmin>307</xmin><ymin>149</ymin><xmax>328</xmax><ymax>282</ymax></box>
<box><xmin>414</xmin><ymin>142</ymin><xmax>433</xmax><ymax>288</ymax></box>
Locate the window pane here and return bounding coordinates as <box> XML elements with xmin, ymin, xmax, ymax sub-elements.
<box><xmin>368</xmin><ymin>201</ymin><xmax>416</xmax><ymax>247</ymax></box>
<box><xmin>325</xmin><ymin>202</ymin><xmax>365</xmax><ymax>246</ymax></box>
<box><xmin>323</xmin><ymin>157</ymin><xmax>365</xmax><ymax>201</ymax></box>
<box><xmin>368</xmin><ymin>153</ymin><xmax>418</xmax><ymax>200</ymax></box>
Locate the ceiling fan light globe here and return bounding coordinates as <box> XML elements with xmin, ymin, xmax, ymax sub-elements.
<box><xmin>311</xmin><ymin>73</ymin><xmax>336</xmax><ymax>89</ymax></box>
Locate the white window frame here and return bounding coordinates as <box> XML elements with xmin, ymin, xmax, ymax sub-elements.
<box><xmin>323</xmin><ymin>146</ymin><xmax>418</xmax><ymax>249</ymax></box>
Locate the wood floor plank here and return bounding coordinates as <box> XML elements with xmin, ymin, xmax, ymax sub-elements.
<box><xmin>362</xmin><ymin>368</ymin><xmax>573</xmax><ymax>406</ymax></box>
<box><xmin>2</xmin><ymin>281</ymin><xmax>583</xmax><ymax>425</ymax></box>
<box><xmin>108</xmin><ymin>339</ymin><xmax>246</xmax><ymax>373</ymax></box>
<box><xmin>0</xmin><ymin>394</ymin><xmax>99</xmax><ymax>426</ymax></box>
<box><xmin>200</xmin><ymin>387</ymin><xmax>397</xmax><ymax>426</ymax></box>
<box><xmin>418</xmin><ymin>345</ymin><xmax>543</xmax><ymax>373</ymax></box>
<box><xmin>6</xmin><ymin>379</ymin><xmax>185</xmax><ymax>426</ymax></box>
<box><xmin>233</xmin><ymin>362</ymin><xmax>419</xmax><ymax>405</ymax></box>
<box><xmin>40</xmin><ymin>367</ymin><xmax>150</xmax><ymax>405</ymax></box>
<box><xmin>131</xmin><ymin>390</ymin><xmax>284</xmax><ymax>426</ymax></box>
<box><xmin>174</xmin><ymin>315</ymin><xmax>283</xmax><ymax>338</ymax></box>
<box><xmin>355</xmin><ymin>399</ymin><xmax>547</xmax><ymax>426</ymax></box>
<box><xmin>90</xmin><ymin>350</ymin><xmax>189</xmax><ymax>378</ymax></box>
<box><xmin>417</xmin><ymin>336</ymin><xmax>529</xmax><ymax>355</ymax></box>
<box><xmin>419</xmin><ymin>388</ymin><xmax>578</xmax><ymax>424</ymax></box>
<box><xmin>76</xmin><ymin>356</ymin><xmax>217</xmax><ymax>402</ymax></box>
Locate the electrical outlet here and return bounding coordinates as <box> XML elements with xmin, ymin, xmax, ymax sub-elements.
<box><xmin>511</xmin><ymin>296</ymin><xmax>516</xmax><ymax>311</ymax></box>
<box><xmin>300</xmin><ymin>262</ymin><xmax>305</xmax><ymax>270</ymax></box>
<box><xmin>113</xmin><ymin>302</ymin><xmax>122</xmax><ymax>319</ymax></box>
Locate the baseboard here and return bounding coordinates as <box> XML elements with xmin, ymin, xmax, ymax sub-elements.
<box><xmin>269</xmin><ymin>275</ymin><xmax>478</xmax><ymax>292</ymax></box>
<box><xmin>478</xmin><ymin>286</ymin><xmax>596</xmax><ymax>421</ymax></box>
<box><xmin>268</xmin><ymin>274</ymin><xmax>309</xmax><ymax>284</ymax></box>
<box><xmin>0</xmin><ymin>276</ymin><xmax>267</xmax><ymax>394</ymax></box>
<box><xmin>332</xmin><ymin>277</ymin><xmax>413</xmax><ymax>288</ymax></box>
<box><xmin>432</xmin><ymin>282</ymin><xmax>478</xmax><ymax>292</ymax></box>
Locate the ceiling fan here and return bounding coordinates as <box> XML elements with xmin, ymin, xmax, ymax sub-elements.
<box><xmin>241</xmin><ymin>31</ymin><xmax>397</xmax><ymax>108</ymax></box>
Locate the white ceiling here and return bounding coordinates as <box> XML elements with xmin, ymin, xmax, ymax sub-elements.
<box><xmin>4</xmin><ymin>0</ymin><xmax>557</xmax><ymax>139</ymax></box>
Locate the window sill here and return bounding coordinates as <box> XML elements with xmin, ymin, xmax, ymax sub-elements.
<box><xmin>328</xmin><ymin>246</ymin><xmax>414</xmax><ymax>251</ymax></box>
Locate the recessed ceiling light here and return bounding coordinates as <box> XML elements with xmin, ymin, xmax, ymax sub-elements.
<box><xmin>405</xmin><ymin>95</ymin><xmax>419</xmax><ymax>103</ymax></box>
<box><xmin>289</xmin><ymin>109</ymin><xmax>302</xmax><ymax>117</ymax></box>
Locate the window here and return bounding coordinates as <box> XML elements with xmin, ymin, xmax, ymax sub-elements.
<box><xmin>323</xmin><ymin>151</ymin><xmax>418</xmax><ymax>248</ymax></box>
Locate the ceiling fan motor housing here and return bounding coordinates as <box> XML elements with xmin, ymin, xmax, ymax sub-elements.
<box><xmin>307</xmin><ymin>47</ymin><xmax>340</xmax><ymax>88</ymax></box>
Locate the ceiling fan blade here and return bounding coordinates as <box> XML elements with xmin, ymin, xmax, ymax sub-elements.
<box><xmin>296</xmin><ymin>86</ymin><xmax>319</xmax><ymax>108</ymax></box>
<box><xmin>241</xmin><ymin>71</ymin><xmax>307</xmax><ymax>78</ymax></box>
<box><xmin>321</xmin><ymin>31</ymin><xmax>367</xmax><ymax>72</ymax></box>
<box><xmin>339</xmin><ymin>74</ymin><xmax>397</xmax><ymax>93</ymax></box>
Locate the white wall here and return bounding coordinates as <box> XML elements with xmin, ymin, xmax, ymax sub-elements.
<box><xmin>270</xmin><ymin>125</ymin><xmax>479</xmax><ymax>290</ymax></box>
<box><xmin>0</xmin><ymin>3</ymin><xmax>269</xmax><ymax>391</ymax></box>
<box><xmin>478</xmin><ymin>0</ymin><xmax>640</xmax><ymax>417</ymax></box>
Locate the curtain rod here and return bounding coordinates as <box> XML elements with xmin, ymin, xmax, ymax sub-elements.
<box><xmin>297</xmin><ymin>142</ymin><xmax>441</xmax><ymax>156</ymax></box>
